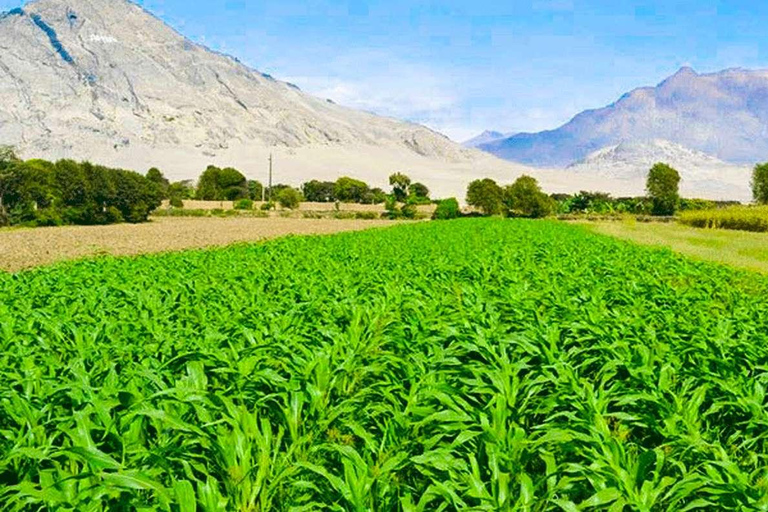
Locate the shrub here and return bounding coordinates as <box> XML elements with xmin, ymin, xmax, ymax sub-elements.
<box><xmin>433</xmin><ymin>198</ymin><xmax>461</xmax><ymax>220</ymax></box>
<box><xmin>400</xmin><ymin>203</ymin><xmax>418</xmax><ymax>219</ymax></box>
<box><xmin>105</xmin><ymin>206</ymin><xmax>124</xmax><ymax>224</ymax></box>
<box><xmin>383</xmin><ymin>196</ymin><xmax>401</xmax><ymax>219</ymax></box>
<box><xmin>234</xmin><ymin>198</ymin><xmax>254</xmax><ymax>210</ymax></box>
<box><xmin>261</xmin><ymin>202</ymin><xmax>275</xmax><ymax>211</ymax></box>
<box><xmin>354</xmin><ymin>211</ymin><xmax>379</xmax><ymax>220</ymax></box>
<box><xmin>32</xmin><ymin>208</ymin><xmax>63</xmax><ymax>227</ymax></box>
<box><xmin>169</xmin><ymin>196</ymin><xmax>184</xmax><ymax>208</ymax></box>
<box><xmin>276</xmin><ymin>188</ymin><xmax>302</xmax><ymax>210</ymax></box>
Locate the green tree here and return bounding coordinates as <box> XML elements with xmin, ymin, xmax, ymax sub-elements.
<box><xmin>168</xmin><ymin>180</ymin><xmax>195</xmax><ymax>205</ymax></box>
<box><xmin>646</xmin><ymin>163</ymin><xmax>681</xmax><ymax>216</ymax></box>
<box><xmin>466</xmin><ymin>178</ymin><xmax>503</xmax><ymax>215</ymax></box>
<box><xmin>111</xmin><ymin>169</ymin><xmax>163</xmax><ymax>223</ymax></box>
<box><xmin>335</xmin><ymin>177</ymin><xmax>370</xmax><ymax>203</ymax></box>
<box><xmin>302</xmin><ymin>180</ymin><xmax>336</xmax><ymax>202</ymax></box>
<box><xmin>196</xmin><ymin>166</ymin><xmax>248</xmax><ymax>200</ymax></box>
<box><xmin>276</xmin><ymin>187</ymin><xmax>302</xmax><ymax>209</ymax></box>
<box><xmin>248</xmin><ymin>180</ymin><xmax>264</xmax><ymax>201</ymax></box>
<box><xmin>409</xmin><ymin>182</ymin><xmax>431</xmax><ymax>204</ymax></box>
<box><xmin>389</xmin><ymin>173</ymin><xmax>412</xmax><ymax>202</ymax></box>
<box><xmin>503</xmin><ymin>175</ymin><xmax>555</xmax><ymax>218</ymax></box>
<box><xmin>0</xmin><ymin>147</ymin><xmax>21</xmax><ymax>222</ymax></box>
<box><xmin>370</xmin><ymin>188</ymin><xmax>388</xmax><ymax>204</ymax></box>
<box><xmin>752</xmin><ymin>163</ymin><xmax>768</xmax><ymax>205</ymax></box>
<box><xmin>146</xmin><ymin>168</ymin><xmax>169</xmax><ymax>198</ymax></box>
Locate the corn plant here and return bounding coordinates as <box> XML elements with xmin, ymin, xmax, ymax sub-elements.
<box><xmin>1</xmin><ymin>219</ymin><xmax>768</xmax><ymax>510</ymax></box>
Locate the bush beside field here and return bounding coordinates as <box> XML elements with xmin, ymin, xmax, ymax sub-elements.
<box><xmin>680</xmin><ymin>205</ymin><xmax>768</xmax><ymax>232</ymax></box>
<box><xmin>2</xmin><ymin>219</ymin><xmax>768</xmax><ymax>509</ymax></box>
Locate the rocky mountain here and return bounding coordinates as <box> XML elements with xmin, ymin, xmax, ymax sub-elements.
<box><xmin>0</xmin><ymin>0</ymin><xmax>498</xmax><ymax>191</ymax></box>
<box><xmin>567</xmin><ymin>139</ymin><xmax>752</xmax><ymax>200</ymax></box>
<box><xmin>463</xmin><ymin>130</ymin><xmax>507</xmax><ymax>148</ymax></box>
<box><xmin>479</xmin><ymin>67</ymin><xmax>768</xmax><ymax>168</ymax></box>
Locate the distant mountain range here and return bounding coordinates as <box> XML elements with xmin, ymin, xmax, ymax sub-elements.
<box><xmin>473</xmin><ymin>67</ymin><xmax>768</xmax><ymax>169</ymax></box>
<box><xmin>0</xmin><ymin>0</ymin><xmax>755</xmax><ymax>201</ymax></box>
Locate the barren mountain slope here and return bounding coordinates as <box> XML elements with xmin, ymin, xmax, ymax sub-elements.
<box><xmin>481</xmin><ymin>67</ymin><xmax>768</xmax><ymax>168</ymax></box>
<box><xmin>0</xmin><ymin>0</ymin><xmax>472</xmax><ymax>170</ymax></box>
<box><xmin>567</xmin><ymin>140</ymin><xmax>752</xmax><ymax>201</ymax></box>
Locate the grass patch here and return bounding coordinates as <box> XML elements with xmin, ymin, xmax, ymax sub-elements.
<box><xmin>586</xmin><ymin>219</ymin><xmax>768</xmax><ymax>273</ymax></box>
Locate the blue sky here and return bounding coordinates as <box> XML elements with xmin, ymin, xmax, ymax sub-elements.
<box><xmin>6</xmin><ymin>0</ymin><xmax>768</xmax><ymax>141</ymax></box>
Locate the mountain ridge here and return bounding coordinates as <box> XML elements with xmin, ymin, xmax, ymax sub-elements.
<box><xmin>478</xmin><ymin>66</ymin><xmax>768</xmax><ymax>167</ymax></box>
<box><xmin>0</xmin><ymin>0</ymin><xmax>475</xmax><ymax>165</ymax></box>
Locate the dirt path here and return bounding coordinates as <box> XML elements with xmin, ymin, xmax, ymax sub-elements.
<box><xmin>0</xmin><ymin>217</ymin><xmax>398</xmax><ymax>272</ymax></box>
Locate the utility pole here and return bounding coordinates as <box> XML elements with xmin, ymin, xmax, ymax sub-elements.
<box><xmin>268</xmin><ymin>153</ymin><xmax>273</xmax><ymax>202</ymax></box>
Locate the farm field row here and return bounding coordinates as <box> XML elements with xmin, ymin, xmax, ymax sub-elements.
<box><xmin>1</xmin><ymin>219</ymin><xmax>767</xmax><ymax>510</ymax></box>
<box><xmin>587</xmin><ymin>221</ymin><xmax>768</xmax><ymax>274</ymax></box>
<box><xmin>0</xmin><ymin>216</ymin><xmax>398</xmax><ymax>272</ymax></box>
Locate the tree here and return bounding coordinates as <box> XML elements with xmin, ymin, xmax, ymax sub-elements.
<box><xmin>389</xmin><ymin>173</ymin><xmax>412</xmax><ymax>202</ymax></box>
<box><xmin>466</xmin><ymin>178</ymin><xmax>503</xmax><ymax>215</ymax></box>
<box><xmin>568</xmin><ymin>191</ymin><xmax>614</xmax><ymax>214</ymax></box>
<box><xmin>335</xmin><ymin>177</ymin><xmax>370</xmax><ymax>203</ymax></box>
<box><xmin>433</xmin><ymin>198</ymin><xmax>461</xmax><ymax>220</ymax></box>
<box><xmin>646</xmin><ymin>163</ymin><xmax>681</xmax><ymax>216</ymax></box>
<box><xmin>276</xmin><ymin>187</ymin><xmax>302</xmax><ymax>209</ymax></box>
<box><xmin>196</xmin><ymin>165</ymin><xmax>248</xmax><ymax>200</ymax></box>
<box><xmin>752</xmin><ymin>163</ymin><xmax>768</xmax><ymax>204</ymax></box>
<box><xmin>146</xmin><ymin>168</ymin><xmax>169</xmax><ymax>198</ymax></box>
<box><xmin>302</xmin><ymin>180</ymin><xmax>336</xmax><ymax>202</ymax></box>
<box><xmin>248</xmin><ymin>180</ymin><xmax>264</xmax><ymax>201</ymax></box>
<box><xmin>370</xmin><ymin>188</ymin><xmax>388</xmax><ymax>204</ymax></box>
<box><xmin>111</xmin><ymin>169</ymin><xmax>163</xmax><ymax>223</ymax></box>
<box><xmin>220</xmin><ymin>167</ymin><xmax>249</xmax><ymax>200</ymax></box>
<box><xmin>409</xmin><ymin>182</ymin><xmax>430</xmax><ymax>204</ymax></box>
<box><xmin>0</xmin><ymin>147</ymin><xmax>21</xmax><ymax>223</ymax></box>
<box><xmin>503</xmin><ymin>175</ymin><xmax>555</xmax><ymax>218</ymax></box>
<box><xmin>169</xmin><ymin>180</ymin><xmax>195</xmax><ymax>204</ymax></box>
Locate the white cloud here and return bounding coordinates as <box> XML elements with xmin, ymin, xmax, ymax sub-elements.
<box><xmin>278</xmin><ymin>48</ymin><xmax>587</xmax><ymax>142</ymax></box>
<box><xmin>282</xmin><ymin>49</ymin><xmax>463</xmax><ymax>132</ymax></box>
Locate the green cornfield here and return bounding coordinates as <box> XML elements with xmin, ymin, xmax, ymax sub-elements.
<box><xmin>1</xmin><ymin>219</ymin><xmax>768</xmax><ymax>510</ymax></box>
<box><xmin>680</xmin><ymin>205</ymin><xmax>768</xmax><ymax>233</ymax></box>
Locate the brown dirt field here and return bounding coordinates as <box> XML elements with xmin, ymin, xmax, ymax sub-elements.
<box><xmin>161</xmin><ymin>200</ymin><xmax>437</xmax><ymax>214</ymax></box>
<box><xmin>0</xmin><ymin>217</ymin><xmax>399</xmax><ymax>272</ymax></box>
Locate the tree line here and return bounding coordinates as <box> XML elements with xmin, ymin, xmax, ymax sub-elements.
<box><xmin>0</xmin><ymin>148</ymin><xmax>162</xmax><ymax>227</ymax></box>
<box><xmin>4</xmin><ymin>145</ymin><xmax>766</xmax><ymax>228</ymax></box>
<box><xmin>465</xmin><ymin>162</ymin><xmax>768</xmax><ymax>218</ymax></box>
<box><xmin>160</xmin><ymin>166</ymin><xmax>433</xmax><ymax>213</ymax></box>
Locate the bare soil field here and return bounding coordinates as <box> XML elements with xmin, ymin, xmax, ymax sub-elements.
<box><xmin>161</xmin><ymin>200</ymin><xmax>437</xmax><ymax>214</ymax></box>
<box><xmin>0</xmin><ymin>217</ymin><xmax>399</xmax><ymax>272</ymax></box>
